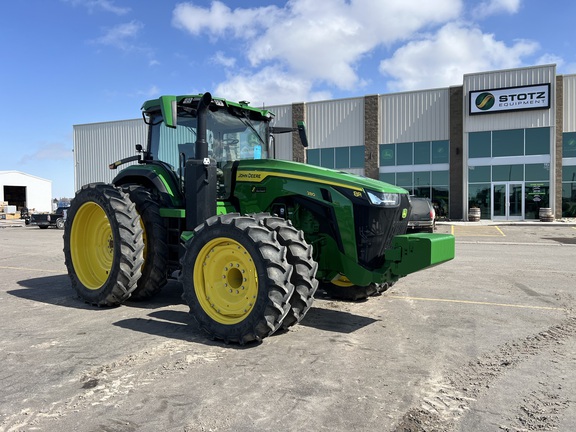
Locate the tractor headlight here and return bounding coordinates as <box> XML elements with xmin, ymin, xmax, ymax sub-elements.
<box><xmin>366</xmin><ymin>190</ymin><xmax>400</xmax><ymax>207</ymax></box>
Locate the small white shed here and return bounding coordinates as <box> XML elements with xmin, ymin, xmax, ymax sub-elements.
<box><xmin>0</xmin><ymin>171</ymin><xmax>52</xmax><ymax>212</ymax></box>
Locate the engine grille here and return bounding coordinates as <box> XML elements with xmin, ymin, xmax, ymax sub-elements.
<box><xmin>353</xmin><ymin>194</ymin><xmax>410</xmax><ymax>270</ymax></box>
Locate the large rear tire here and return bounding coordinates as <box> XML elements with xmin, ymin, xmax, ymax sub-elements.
<box><xmin>180</xmin><ymin>214</ymin><xmax>294</xmax><ymax>344</ymax></box>
<box><xmin>253</xmin><ymin>214</ymin><xmax>318</xmax><ymax>329</ymax></box>
<box><xmin>122</xmin><ymin>185</ymin><xmax>168</xmax><ymax>300</ymax></box>
<box><xmin>63</xmin><ymin>183</ymin><xmax>144</xmax><ymax>306</ymax></box>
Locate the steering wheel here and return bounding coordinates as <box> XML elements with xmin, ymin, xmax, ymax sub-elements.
<box><xmin>221</xmin><ymin>138</ymin><xmax>239</xmax><ymax>145</ymax></box>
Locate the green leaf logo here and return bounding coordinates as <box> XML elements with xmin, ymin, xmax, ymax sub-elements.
<box><xmin>475</xmin><ymin>92</ymin><xmax>495</xmax><ymax>110</ymax></box>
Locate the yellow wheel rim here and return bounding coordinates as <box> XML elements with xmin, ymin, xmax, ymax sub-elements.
<box><xmin>331</xmin><ymin>273</ymin><xmax>354</xmax><ymax>287</ymax></box>
<box><xmin>70</xmin><ymin>202</ymin><xmax>113</xmax><ymax>290</ymax></box>
<box><xmin>194</xmin><ymin>237</ymin><xmax>259</xmax><ymax>325</ymax></box>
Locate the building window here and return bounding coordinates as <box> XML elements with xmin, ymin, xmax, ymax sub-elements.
<box><xmin>379</xmin><ymin>144</ymin><xmax>395</xmax><ymax>166</ymax></box>
<box><xmin>525</xmin><ymin>163</ymin><xmax>550</xmax><ymax>181</ymax></box>
<box><xmin>564</xmin><ymin>132</ymin><xmax>576</xmax><ymax>158</ymax></box>
<box><xmin>562</xmin><ymin>165</ymin><xmax>576</xmax><ymax>217</ymax></box>
<box><xmin>335</xmin><ymin>147</ymin><xmax>349</xmax><ymax>169</ymax></box>
<box><xmin>414</xmin><ymin>141</ymin><xmax>431</xmax><ymax>164</ymax></box>
<box><xmin>414</xmin><ymin>171</ymin><xmax>431</xmax><ymax>187</ymax></box>
<box><xmin>432</xmin><ymin>140</ymin><xmax>449</xmax><ymax>164</ymax></box>
<box><xmin>379</xmin><ymin>172</ymin><xmax>395</xmax><ymax>184</ymax></box>
<box><xmin>308</xmin><ymin>145</ymin><xmax>365</xmax><ymax>169</ymax></box>
<box><xmin>492</xmin><ymin>164</ymin><xmax>523</xmax><ymax>182</ymax></box>
<box><xmin>469</xmin><ymin>131</ymin><xmax>491</xmax><ymax>158</ymax></box>
<box><xmin>468</xmin><ymin>165</ymin><xmax>491</xmax><ymax>183</ymax></box>
<box><xmin>350</xmin><ymin>146</ymin><xmax>365</xmax><ymax>168</ymax></box>
<box><xmin>320</xmin><ymin>148</ymin><xmax>335</xmax><ymax>169</ymax></box>
<box><xmin>379</xmin><ymin>141</ymin><xmax>450</xmax><ymax>216</ymax></box>
<box><xmin>470</xmin><ymin>128</ymin><xmax>551</xmax><ymax>159</ymax></box>
<box><xmin>492</xmin><ymin>129</ymin><xmax>524</xmax><ymax>157</ymax></box>
<box><xmin>525</xmin><ymin>183</ymin><xmax>550</xmax><ymax>219</ymax></box>
<box><xmin>468</xmin><ymin>183</ymin><xmax>491</xmax><ymax>219</ymax></box>
<box><xmin>396</xmin><ymin>142</ymin><xmax>413</xmax><ymax>165</ymax></box>
<box><xmin>525</xmin><ymin>127</ymin><xmax>550</xmax><ymax>155</ymax></box>
<box><xmin>432</xmin><ymin>170</ymin><xmax>449</xmax><ymax>186</ymax></box>
<box><xmin>396</xmin><ymin>172</ymin><xmax>412</xmax><ymax>187</ymax></box>
<box><xmin>307</xmin><ymin>149</ymin><xmax>320</xmax><ymax>166</ymax></box>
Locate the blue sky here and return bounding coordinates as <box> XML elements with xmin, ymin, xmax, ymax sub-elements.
<box><xmin>1</xmin><ymin>0</ymin><xmax>575</xmax><ymax>199</ymax></box>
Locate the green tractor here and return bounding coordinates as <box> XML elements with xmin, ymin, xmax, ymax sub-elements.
<box><xmin>63</xmin><ymin>92</ymin><xmax>455</xmax><ymax>344</ymax></box>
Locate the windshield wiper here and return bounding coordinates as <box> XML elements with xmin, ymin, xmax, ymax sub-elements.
<box><xmin>235</xmin><ymin>112</ymin><xmax>266</xmax><ymax>147</ymax></box>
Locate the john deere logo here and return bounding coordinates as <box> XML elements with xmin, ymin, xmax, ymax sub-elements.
<box><xmin>475</xmin><ymin>92</ymin><xmax>495</xmax><ymax>110</ymax></box>
<box><xmin>381</xmin><ymin>149</ymin><xmax>394</xmax><ymax>160</ymax></box>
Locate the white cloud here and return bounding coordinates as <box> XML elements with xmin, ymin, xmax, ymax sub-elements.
<box><xmin>214</xmin><ymin>66</ymin><xmax>331</xmax><ymax>107</ymax></box>
<box><xmin>472</xmin><ymin>0</ymin><xmax>521</xmax><ymax>18</ymax></box>
<box><xmin>19</xmin><ymin>143</ymin><xmax>73</xmax><ymax>164</ymax></box>
<box><xmin>171</xmin><ymin>1</ymin><xmax>544</xmax><ymax>101</ymax></box>
<box><xmin>172</xmin><ymin>0</ymin><xmax>462</xmax><ymax>95</ymax></box>
<box><xmin>379</xmin><ymin>23</ymin><xmax>538</xmax><ymax>91</ymax></box>
<box><xmin>63</xmin><ymin>0</ymin><xmax>130</xmax><ymax>15</ymax></box>
<box><xmin>137</xmin><ymin>85</ymin><xmax>160</xmax><ymax>98</ymax></box>
<box><xmin>93</xmin><ymin>21</ymin><xmax>143</xmax><ymax>50</ymax></box>
<box><xmin>172</xmin><ymin>1</ymin><xmax>281</xmax><ymax>39</ymax></box>
<box><xmin>212</xmin><ymin>51</ymin><xmax>236</xmax><ymax>68</ymax></box>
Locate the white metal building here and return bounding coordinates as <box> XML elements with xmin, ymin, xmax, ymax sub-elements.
<box><xmin>73</xmin><ymin>119</ymin><xmax>147</xmax><ymax>191</ymax></box>
<box><xmin>73</xmin><ymin>64</ymin><xmax>576</xmax><ymax>221</ymax></box>
<box><xmin>0</xmin><ymin>171</ymin><xmax>52</xmax><ymax>212</ymax></box>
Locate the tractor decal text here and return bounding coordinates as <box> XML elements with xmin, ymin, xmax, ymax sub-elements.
<box><xmin>236</xmin><ymin>170</ymin><xmax>363</xmax><ymax>192</ymax></box>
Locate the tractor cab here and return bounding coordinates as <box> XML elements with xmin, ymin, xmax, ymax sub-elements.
<box><xmin>143</xmin><ymin>96</ymin><xmax>273</xmax><ymax>199</ymax></box>
<box><xmin>146</xmin><ymin>98</ymin><xmax>270</xmax><ymax>164</ymax></box>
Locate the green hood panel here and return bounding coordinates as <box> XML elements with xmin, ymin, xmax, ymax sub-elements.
<box><xmin>236</xmin><ymin>159</ymin><xmax>408</xmax><ymax>194</ymax></box>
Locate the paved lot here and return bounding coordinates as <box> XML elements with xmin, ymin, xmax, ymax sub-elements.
<box><xmin>0</xmin><ymin>223</ymin><xmax>575</xmax><ymax>432</ymax></box>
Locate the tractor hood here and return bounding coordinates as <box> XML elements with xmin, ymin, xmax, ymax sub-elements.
<box><xmin>235</xmin><ymin>159</ymin><xmax>408</xmax><ymax>195</ymax></box>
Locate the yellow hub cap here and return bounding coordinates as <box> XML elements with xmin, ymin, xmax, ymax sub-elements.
<box><xmin>70</xmin><ymin>202</ymin><xmax>113</xmax><ymax>290</ymax></box>
<box><xmin>194</xmin><ymin>237</ymin><xmax>258</xmax><ymax>325</ymax></box>
<box><xmin>331</xmin><ymin>273</ymin><xmax>354</xmax><ymax>287</ymax></box>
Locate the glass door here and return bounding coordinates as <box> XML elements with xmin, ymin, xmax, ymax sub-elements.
<box><xmin>492</xmin><ymin>182</ymin><xmax>524</xmax><ymax>220</ymax></box>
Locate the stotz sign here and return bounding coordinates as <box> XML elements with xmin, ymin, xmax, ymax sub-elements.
<box><xmin>469</xmin><ymin>84</ymin><xmax>551</xmax><ymax>115</ymax></box>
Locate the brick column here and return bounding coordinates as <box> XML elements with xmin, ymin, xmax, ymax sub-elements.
<box><xmin>364</xmin><ymin>95</ymin><xmax>380</xmax><ymax>180</ymax></box>
<box><xmin>555</xmin><ymin>76</ymin><xmax>563</xmax><ymax>217</ymax></box>
<box><xmin>292</xmin><ymin>102</ymin><xmax>306</xmax><ymax>163</ymax></box>
<box><xmin>449</xmin><ymin>85</ymin><xmax>464</xmax><ymax>220</ymax></box>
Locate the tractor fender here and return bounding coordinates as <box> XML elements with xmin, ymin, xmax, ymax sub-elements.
<box><xmin>112</xmin><ymin>165</ymin><xmax>181</xmax><ymax>206</ymax></box>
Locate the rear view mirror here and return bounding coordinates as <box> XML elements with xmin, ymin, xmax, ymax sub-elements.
<box><xmin>297</xmin><ymin>121</ymin><xmax>309</xmax><ymax>148</ymax></box>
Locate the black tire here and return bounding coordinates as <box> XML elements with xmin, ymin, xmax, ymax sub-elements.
<box><xmin>63</xmin><ymin>183</ymin><xmax>144</xmax><ymax>306</ymax></box>
<box><xmin>321</xmin><ymin>279</ymin><xmax>388</xmax><ymax>301</ymax></box>
<box><xmin>122</xmin><ymin>185</ymin><xmax>168</xmax><ymax>300</ymax></box>
<box><xmin>253</xmin><ymin>214</ymin><xmax>318</xmax><ymax>329</ymax></box>
<box><xmin>39</xmin><ymin>225</ymin><xmax>48</xmax><ymax>229</ymax></box>
<box><xmin>56</xmin><ymin>218</ymin><xmax>65</xmax><ymax>230</ymax></box>
<box><xmin>180</xmin><ymin>213</ymin><xmax>294</xmax><ymax>344</ymax></box>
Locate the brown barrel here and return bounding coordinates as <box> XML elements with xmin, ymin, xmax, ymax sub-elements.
<box><xmin>468</xmin><ymin>207</ymin><xmax>481</xmax><ymax>222</ymax></box>
<box><xmin>539</xmin><ymin>207</ymin><xmax>554</xmax><ymax>222</ymax></box>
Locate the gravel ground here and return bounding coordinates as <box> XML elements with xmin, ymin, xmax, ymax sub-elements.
<box><xmin>0</xmin><ymin>224</ymin><xmax>574</xmax><ymax>432</ymax></box>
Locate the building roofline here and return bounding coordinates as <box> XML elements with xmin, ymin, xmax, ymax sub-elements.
<box><xmin>0</xmin><ymin>170</ymin><xmax>52</xmax><ymax>183</ymax></box>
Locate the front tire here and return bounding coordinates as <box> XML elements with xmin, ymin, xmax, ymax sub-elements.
<box><xmin>180</xmin><ymin>214</ymin><xmax>294</xmax><ymax>344</ymax></box>
<box><xmin>63</xmin><ymin>183</ymin><xmax>144</xmax><ymax>306</ymax></box>
<box><xmin>253</xmin><ymin>214</ymin><xmax>318</xmax><ymax>329</ymax></box>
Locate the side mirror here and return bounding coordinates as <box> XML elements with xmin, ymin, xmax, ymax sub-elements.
<box><xmin>297</xmin><ymin>121</ymin><xmax>309</xmax><ymax>148</ymax></box>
